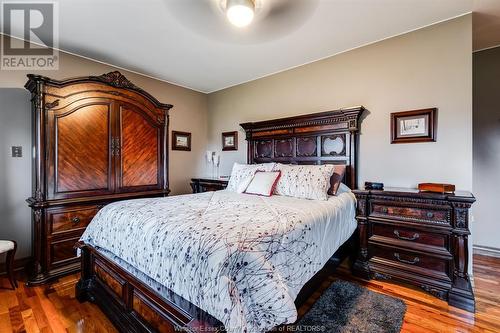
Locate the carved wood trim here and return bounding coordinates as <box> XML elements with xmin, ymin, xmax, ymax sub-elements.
<box><xmin>321</xmin><ymin>134</ymin><xmax>347</xmax><ymax>157</ymax></box>
<box><xmin>352</xmin><ymin>188</ymin><xmax>476</xmax><ymax>312</ymax></box>
<box><xmin>240</xmin><ymin>106</ymin><xmax>365</xmax><ymax>189</ymax></box>
<box><xmin>420</xmin><ymin>285</ymin><xmax>448</xmax><ymax>300</ymax></box>
<box><xmin>240</xmin><ymin>107</ymin><xmax>362</xmax><ymax>133</ymax></box>
<box><xmin>95</xmin><ymin>71</ymin><xmax>140</xmax><ymax>90</ymax></box>
<box><xmin>274</xmin><ymin>138</ymin><xmax>294</xmax><ymax>157</ymax></box>
<box><xmin>25</xmin><ymin>71</ymin><xmax>173</xmax><ymax>111</ymax></box>
<box><xmin>44</xmin><ymin>99</ymin><xmax>60</xmax><ymax>110</ymax></box>
<box><xmin>296</xmin><ymin>137</ymin><xmax>317</xmax><ymax>157</ymax></box>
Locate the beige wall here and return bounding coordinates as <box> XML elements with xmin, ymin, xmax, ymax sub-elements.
<box><xmin>0</xmin><ymin>89</ymin><xmax>31</xmax><ymax>258</ymax></box>
<box><xmin>473</xmin><ymin>46</ymin><xmax>500</xmax><ymax>250</ymax></box>
<box><xmin>207</xmin><ymin>16</ymin><xmax>473</xmax><ymax>192</ymax></box>
<box><xmin>0</xmin><ymin>35</ymin><xmax>207</xmax><ymax>258</ymax></box>
<box><xmin>0</xmin><ymin>16</ymin><xmax>476</xmax><ymax>260</ymax></box>
<box><xmin>0</xmin><ymin>35</ymin><xmax>208</xmax><ymax>196</ymax></box>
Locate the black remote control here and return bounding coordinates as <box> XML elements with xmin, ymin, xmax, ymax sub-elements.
<box><xmin>365</xmin><ymin>182</ymin><xmax>384</xmax><ymax>190</ymax></box>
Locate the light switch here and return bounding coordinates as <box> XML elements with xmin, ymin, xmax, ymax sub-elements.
<box><xmin>12</xmin><ymin>146</ymin><xmax>22</xmax><ymax>157</ymax></box>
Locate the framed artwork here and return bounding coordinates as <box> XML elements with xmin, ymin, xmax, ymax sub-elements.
<box><xmin>391</xmin><ymin>108</ymin><xmax>437</xmax><ymax>144</ymax></box>
<box><xmin>172</xmin><ymin>131</ymin><xmax>191</xmax><ymax>151</ymax></box>
<box><xmin>222</xmin><ymin>131</ymin><xmax>238</xmax><ymax>151</ymax></box>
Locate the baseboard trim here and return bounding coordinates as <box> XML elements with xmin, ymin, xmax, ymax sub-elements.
<box><xmin>0</xmin><ymin>256</ymin><xmax>31</xmax><ymax>276</ymax></box>
<box><xmin>473</xmin><ymin>245</ymin><xmax>500</xmax><ymax>258</ymax></box>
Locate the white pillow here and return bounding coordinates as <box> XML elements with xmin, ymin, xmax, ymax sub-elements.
<box><xmin>226</xmin><ymin>163</ymin><xmax>276</xmax><ymax>193</ymax></box>
<box><xmin>273</xmin><ymin>164</ymin><xmax>335</xmax><ymax>200</ymax></box>
<box><xmin>244</xmin><ymin>171</ymin><xmax>281</xmax><ymax>196</ymax></box>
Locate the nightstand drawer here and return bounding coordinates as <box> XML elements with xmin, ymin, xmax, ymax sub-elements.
<box><xmin>199</xmin><ymin>183</ymin><xmax>224</xmax><ymax>192</ymax></box>
<box><xmin>191</xmin><ymin>178</ymin><xmax>228</xmax><ymax>193</ymax></box>
<box><xmin>370</xmin><ymin>202</ymin><xmax>450</xmax><ymax>225</ymax></box>
<box><xmin>369</xmin><ymin>243</ymin><xmax>451</xmax><ymax>280</ymax></box>
<box><xmin>370</xmin><ymin>222</ymin><xmax>449</xmax><ymax>254</ymax></box>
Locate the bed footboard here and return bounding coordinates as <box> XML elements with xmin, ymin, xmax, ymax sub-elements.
<box><xmin>76</xmin><ymin>231</ymin><xmax>357</xmax><ymax>333</ymax></box>
<box><xmin>75</xmin><ymin>242</ymin><xmax>224</xmax><ymax>333</ymax></box>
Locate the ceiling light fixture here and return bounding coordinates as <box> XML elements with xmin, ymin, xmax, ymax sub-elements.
<box><xmin>226</xmin><ymin>0</ymin><xmax>255</xmax><ymax>28</ymax></box>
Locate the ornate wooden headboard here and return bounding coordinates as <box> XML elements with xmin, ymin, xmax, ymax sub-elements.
<box><xmin>240</xmin><ymin>106</ymin><xmax>365</xmax><ymax>189</ymax></box>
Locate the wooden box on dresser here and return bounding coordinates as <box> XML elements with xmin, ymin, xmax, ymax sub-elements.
<box><xmin>352</xmin><ymin>188</ymin><xmax>476</xmax><ymax>312</ymax></box>
<box><xmin>25</xmin><ymin>71</ymin><xmax>172</xmax><ymax>285</ymax></box>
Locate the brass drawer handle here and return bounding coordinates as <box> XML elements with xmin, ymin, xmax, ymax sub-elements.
<box><xmin>71</xmin><ymin>217</ymin><xmax>81</xmax><ymax>224</ymax></box>
<box><xmin>394</xmin><ymin>230</ymin><xmax>420</xmax><ymax>241</ymax></box>
<box><xmin>381</xmin><ymin>207</ymin><xmax>388</xmax><ymax>213</ymax></box>
<box><xmin>394</xmin><ymin>252</ymin><xmax>420</xmax><ymax>265</ymax></box>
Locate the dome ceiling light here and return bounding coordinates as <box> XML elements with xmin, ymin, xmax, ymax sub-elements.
<box><xmin>226</xmin><ymin>0</ymin><xmax>255</xmax><ymax>27</ymax></box>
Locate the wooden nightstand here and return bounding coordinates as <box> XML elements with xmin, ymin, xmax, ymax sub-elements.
<box><xmin>190</xmin><ymin>178</ymin><xmax>229</xmax><ymax>193</ymax></box>
<box><xmin>352</xmin><ymin>187</ymin><xmax>476</xmax><ymax>312</ymax></box>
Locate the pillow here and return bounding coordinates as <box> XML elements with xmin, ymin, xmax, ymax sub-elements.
<box><xmin>272</xmin><ymin>164</ymin><xmax>335</xmax><ymax>200</ymax></box>
<box><xmin>226</xmin><ymin>162</ymin><xmax>276</xmax><ymax>193</ymax></box>
<box><xmin>336</xmin><ymin>182</ymin><xmax>351</xmax><ymax>195</ymax></box>
<box><xmin>328</xmin><ymin>165</ymin><xmax>347</xmax><ymax>195</ymax></box>
<box><xmin>244</xmin><ymin>171</ymin><xmax>281</xmax><ymax>196</ymax></box>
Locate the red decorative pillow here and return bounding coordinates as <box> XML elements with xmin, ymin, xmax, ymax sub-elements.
<box><xmin>244</xmin><ymin>171</ymin><xmax>282</xmax><ymax>196</ymax></box>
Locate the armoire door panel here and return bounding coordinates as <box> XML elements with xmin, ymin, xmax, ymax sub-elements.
<box><xmin>118</xmin><ymin>104</ymin><xmax>162</xmax><ymax>191</ymax></box>
<box><xmin>52</xmin><ymin>103</ymin><xmax>113</xmax><ymax>198</ymax></box>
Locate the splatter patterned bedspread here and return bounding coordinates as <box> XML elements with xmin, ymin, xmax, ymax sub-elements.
<box><xmin>80</xmin><ymin>189</ymin><xmax>356</xmax><ymax>333</ymax></box>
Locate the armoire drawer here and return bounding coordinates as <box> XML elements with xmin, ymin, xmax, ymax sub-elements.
<box><xmin>49</xmin><ymin>236</ymin><xmax>81</xmax><ymax>267</ymax></box>
<box><xmin>48</xmin><ymin>205</ymin><xmax>101</xmax><ymax>236</ymax></box>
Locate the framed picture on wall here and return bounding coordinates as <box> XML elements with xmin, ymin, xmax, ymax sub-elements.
<box><xmin>391</xmin><ymin>108</ymin><xmax>437</xmax><ymax>144</ymax></box>
<box><xmin>222</xmin><ymin>131</ymin><xmax>238</xmax><ymax>151</ymax></box>
<box><xmin>172</xmin><ymin>131</ymin><xmax>191</xmax><ymax>151</ymax></box>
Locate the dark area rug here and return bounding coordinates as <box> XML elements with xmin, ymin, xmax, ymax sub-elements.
<box><xmin>293</xmin><ymin>280</ymin><xmax>406</xmax><ymax>333</ymax></box>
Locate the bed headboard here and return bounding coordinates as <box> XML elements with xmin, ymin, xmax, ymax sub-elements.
<box><xmin>240</xmin><ymin>106</ymin><xmax>365</xmax><ymax>189</ymax></box>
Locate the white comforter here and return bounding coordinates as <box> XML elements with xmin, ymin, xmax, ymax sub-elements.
<box><xmin>80</xmin><ymin>189</ymin><xmax>356</xmax><ymax>333</ymax></box>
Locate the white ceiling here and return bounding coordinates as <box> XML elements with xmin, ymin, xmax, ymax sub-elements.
<box><xmin>6</xmin><ymin>0</ymin><xmax>474</xmax><ymax>92</ymax></box>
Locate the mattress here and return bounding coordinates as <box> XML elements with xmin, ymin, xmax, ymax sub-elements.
<box><xmin>80</xmin><ymin>188</ymin><xmax>357</xmax><ymax>333</ymax></box>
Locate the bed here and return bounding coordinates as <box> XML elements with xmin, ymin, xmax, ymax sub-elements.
<box><xmin>76</xmin><ymin>106</ymin><xmax>365</xmax><ymax>333</ymax></box>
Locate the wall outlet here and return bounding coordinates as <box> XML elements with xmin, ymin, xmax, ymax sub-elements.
<box><xmin>11</xmin><ymin>146</ymin><xmax>22</xmax><ymax>157</ymax></box>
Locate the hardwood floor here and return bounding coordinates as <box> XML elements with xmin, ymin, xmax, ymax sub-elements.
<box><xmin>0</xmin><ymin>274</ymin><xmax>117</xmax><ymax>333</ymax></box>
<box><xmin>1</xmin><ymin>254</ymin><xmax>499</xmax><ymax>333</ymax></box>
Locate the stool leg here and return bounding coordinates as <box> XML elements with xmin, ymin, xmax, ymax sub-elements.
<box><xmin>6</xmin><ymin>243</ymin><xmax>17</xmax><ymax>290</ymax></box>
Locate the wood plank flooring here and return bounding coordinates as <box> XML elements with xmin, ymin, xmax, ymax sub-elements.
<box><xmin>1</xmin><ymin>254</ymin><xmax>499</xmax><ymax>332</ymax></box>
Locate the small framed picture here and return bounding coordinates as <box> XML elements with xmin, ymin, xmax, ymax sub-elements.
<box><xmin>222</xmin><ymin>131</ymin><xmax>238</xmax><ymax>151</ymax></box>
<box><xmin>172</xmin><ymin>131</ymin><xmax>191</xmax><ymax>151</ymax></box>
<box><xmin>391</xmin><ymin>108</ymin><xmax>437</xmax><ymax>144</ymax></box>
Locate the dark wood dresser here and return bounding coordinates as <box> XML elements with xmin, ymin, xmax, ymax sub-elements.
<box><xmin>352</xmin><ymin>187</ymin><xmax>476</xmax><ymax>312</ymax></box>
<box><xmin>190</xmin><ymin>178</ymin><xmax>228</xmax><ymax>193</ymax></box>
<box><xmin>25</xmin><ymin>72</ymin><xmax>172</xmax><ymax>285</ymax></box>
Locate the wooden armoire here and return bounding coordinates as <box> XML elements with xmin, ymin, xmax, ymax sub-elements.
<box><xmin>25</xmin><ymin>71</ymin><xmax>172</xmax><ymax>285</ymax></box>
